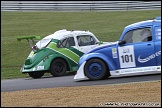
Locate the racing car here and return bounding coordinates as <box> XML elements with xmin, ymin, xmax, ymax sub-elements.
<box><xmin>17</xmin><ymin>29</ymin><xmax>110</xmax><ymax>78</ymax></box>
<box><xmin>74</xmin><ymin>17</ymin><xmax>161</xmax><ymax>81</ymax></box>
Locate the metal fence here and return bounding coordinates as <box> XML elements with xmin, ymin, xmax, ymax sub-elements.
<box><xmin>1</xmin><ymin>1</ymin><xmax>161</xmax><ymax>12</ymax></box>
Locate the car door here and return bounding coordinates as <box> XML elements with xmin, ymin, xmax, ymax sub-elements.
<box><xmin>118</xmin><ymin>27</ymin><xmax>156</xmax><ymax>69</ymax></box>
<box><xmin>76</xmin><ymin>35</ymin><xmax>99</xmax><ymax>53</ymax></box>
<box><xmin>153</xmin><ymin>26</ymin><xmax>161</xmax><ymax>66</ymax></box>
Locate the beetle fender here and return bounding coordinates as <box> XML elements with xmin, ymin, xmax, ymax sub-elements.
<box><xmin>74</xmin><ymin>53</ymin><xmax>117</xmax><ymax>81</ymax></box>
<box><xmin>80</xmin><ymin>53</ymin><xmax>117</xmax><ymax>73</ymax></box>
<box><xmin>74</xmin><ymin>61</ymin><xmax>88</xmax><ymax>81</ymax></box>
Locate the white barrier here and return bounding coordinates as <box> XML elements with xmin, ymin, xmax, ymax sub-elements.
<box><xmin>1</xmin><ymin>1</ymin><xmax>161</xmax><ymax>12</ymax></box>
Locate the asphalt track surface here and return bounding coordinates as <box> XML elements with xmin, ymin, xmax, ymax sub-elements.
<box><xmin>1</xmin><ymin>73</ymin><xmax>161</xmax><ymax>92</ymax></box>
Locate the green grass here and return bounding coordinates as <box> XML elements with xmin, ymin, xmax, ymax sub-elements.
<box><xmin>1</xmin><ymin>10</ymin><xmax>161</xmax><ymax>79</ymax></box>
<box><xmin>1</xmin><ymin>68</ymin><xmax>29</xmax><ymax>79</ymax></box>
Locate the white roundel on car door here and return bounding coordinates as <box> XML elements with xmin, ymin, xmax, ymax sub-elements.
<box><xmin>118</xmin><ymin>45</ymin><xmax>136</xmax><ymax>68</ymax></box>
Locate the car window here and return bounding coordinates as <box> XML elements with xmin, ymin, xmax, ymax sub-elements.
<box><xmin>36</xmin><ymin>38</ymin><xmax>52</xmax><ymax>49</ymax></box>
<box><xmin>123</xmin><ymin>27</ymin><xmax>152</xmax><ymax>44</ymax></box>
<box><xmin>77</xmin><ymin>35</ymin><xmax>96</xmax><ymax>46</ymax></box>
<box><xmin>57</xmin><ymin>37</ymin><xmax>75</xmax><ymax>48</ymax></box>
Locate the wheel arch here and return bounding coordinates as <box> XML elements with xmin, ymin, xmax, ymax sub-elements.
<box><xmin>83</xmin><ymin>53</ymin><xmax>117</xmax><ymax>76</ymax></box>
<box><xmin>50</xmin><ymin>57</ymin><xmax>70</xmax><ymax>71</ymax></box>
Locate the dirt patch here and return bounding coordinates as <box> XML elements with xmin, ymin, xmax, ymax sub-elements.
<box><xmin>1</xmin><ymin>80</ymin><xmax>161</xmax><ymax>107</ymax></box>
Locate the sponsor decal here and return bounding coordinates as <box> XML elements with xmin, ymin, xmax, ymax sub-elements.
<box><xmin>138</xmin><ymin>51</ymin><xmax>161</xmax><ymax>63</ymax></box>
<box><xmin>118</xmin><ymin>46</ymin><xmax>136</xmax><ymax>68</ymax></box>
<box><xmin>29</xmin><ymin>51</ymin><xmax>34</xmax><ymax>57</ymax></box>
<box><xmin>37</xmin><ymin>66</ymin><xmax>44</xmax><ymax>70</ymax></box>
<box><xmin>123</xmin><ymin>48</ymin><xmax>129</xmax><ymax>53</ymax></box>
<box><xmin>112</xmin><ymin>48</ymin><xmax>118</xmax><ymax>58</ymax></box>
<box><xmin>155</xmin><ymin>28</ymin><xmax>161</xmax><ymax>40</ymax></box>
<box><xmin>119</xmin><ymin>66</ymin><xmax>160</xmax><ymax>74</ymax></box>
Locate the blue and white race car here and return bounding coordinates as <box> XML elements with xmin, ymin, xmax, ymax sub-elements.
<box><xmin>74</xmin><ymin>17</ymin><xmax>161</xmax><ymax>81</ymax></box>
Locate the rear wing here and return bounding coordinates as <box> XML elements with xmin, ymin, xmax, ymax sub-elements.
<box><xmin>17</xmin><ymin>36</ymin><xmax>41</xmax><ymax>51</ymax></box>
<box><xmin>17</xmin><ymin>36</ymin><xmax>41</xmax><ymax>41</ymax></box>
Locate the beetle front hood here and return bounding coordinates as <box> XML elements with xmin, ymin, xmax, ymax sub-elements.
<box><xmin>86</xmin><ymin>41</ymin><xmax>118</xmax><ymax>54</ymax></box>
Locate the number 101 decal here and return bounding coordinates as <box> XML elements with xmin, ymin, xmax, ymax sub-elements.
<box><xmin>121</xmin><ymin>54</ymin><xmax>133</xmax><ymax>63</ymax></box>
<box><xmin>118</xmin><ymin>46</ymin><xmax>136</xmax><ymax>68</ymax></box>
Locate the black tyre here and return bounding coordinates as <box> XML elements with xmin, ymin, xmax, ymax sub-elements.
<box><xmin>50</xmin><ymin>58</ymin><xmax>67</xmax><ymax>77</ymax></box>
<box><xmin>28</xmin><ymin>72</ymin><xmax>44</xmax><ymax>79</ymax></box>
<box><xmin>84</xmin><ymin>58</ymin><xmax>108</xmax><ymax>80</ymax></box>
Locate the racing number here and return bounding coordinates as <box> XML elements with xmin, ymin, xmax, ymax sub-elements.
<box><xmin>118</xmin><ymin>46</ymin><xmax>136</xmax><ymax>68</ymax></box>
<box><xmin>121</xmin><ymin>54</ymin><xmax>133</xmax><ymax>63</ymax></box>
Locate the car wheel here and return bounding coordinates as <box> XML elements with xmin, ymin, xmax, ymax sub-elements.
<box><xmin>84</xmin><ymin>58</ymin><xmax>108</xmax><ymax>80</ymax></box>
<box><xmin>50</xmin><ymin>58</ymin><xmax>67</xmax><ymax>77</ymax></box>
<box><xmin>28</xmin><ymin>72</ymin><xmax>44</xmax><ymax>79</ymax></box>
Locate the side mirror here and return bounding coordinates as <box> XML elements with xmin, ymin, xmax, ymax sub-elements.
<box><xmin>96</xmin><ymin>41</ymin><xmax>103</xmax><ymax>45</ymax></box>
<box><xmin>118</xmin><ymin>40</ymin><xmax>126</xmax><ymax>45</ymax></box>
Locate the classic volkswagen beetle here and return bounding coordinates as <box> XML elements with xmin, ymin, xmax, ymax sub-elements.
<box><xmin>17</xmin><ymin>29</ymin><xmax>110</xmax><ymax>78</ymax></box>
<box><xmin>74</xmin><ymin>17</ymin><xmax>161</xmax><ymax>81</ymax></box>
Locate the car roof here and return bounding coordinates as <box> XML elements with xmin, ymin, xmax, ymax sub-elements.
<box><xmin>42</xmin><ymin>29</ymin><xmax>94</xmax><ymax>40</ymax></box>
<box><xmin>125</xmin><ymin>17</ymin><xmax>161</xmax><ymax>30</ymax></box>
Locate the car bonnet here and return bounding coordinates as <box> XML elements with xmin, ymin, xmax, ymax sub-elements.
<box><xmin>86</xmin><ymin>41</ymin><xmax>118</xmax><ymax>54</ymax></box>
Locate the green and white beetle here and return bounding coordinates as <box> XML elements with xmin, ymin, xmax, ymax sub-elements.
<box><xmin>17</xmin><ymin>29</ymin><xmax>109</xmax><ymax>79</ymax></box>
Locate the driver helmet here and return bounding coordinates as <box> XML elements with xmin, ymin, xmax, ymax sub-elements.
<box><xmin>141</xmin><ymin>29</ymin><xmax>151</xmax><ymax>41</ymax></box>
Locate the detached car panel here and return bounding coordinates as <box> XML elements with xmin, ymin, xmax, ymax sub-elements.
<box><xmin>74</xmin><ymin>17</ymin><xmax>161</xmax><ymax>81</ymax></box>
<box><xmin>18</xmin><ymin>29</ymin><xmax>111</xmax><ymax>78</ymax></box>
